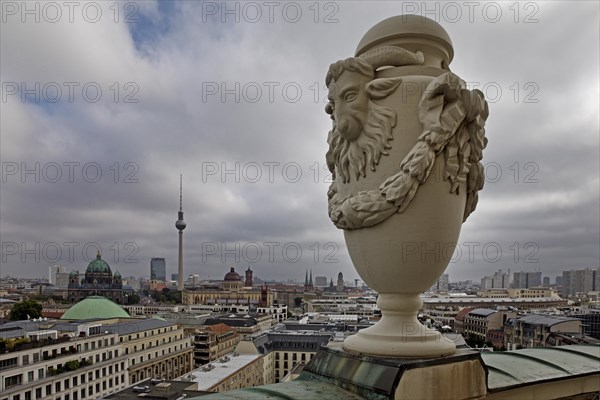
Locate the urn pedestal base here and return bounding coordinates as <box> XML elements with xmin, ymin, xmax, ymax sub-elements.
<box><xmin>343</xmin><ymin>293</ymin><xmax>456</xmax><ymax>358</ymax></box>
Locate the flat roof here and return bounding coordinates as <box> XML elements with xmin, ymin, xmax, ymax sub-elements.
<box><xmin>422</xmin><ymin>297</ymin><xmax>564</xmax><ymax>304</ymax></box>
<box><xmin>469</xmin><ymin>308</ymin><xmax>498</xmax><ymax>317</ymax></box>
<box><xmin>104</xmin><ymin>378</ymin><xmax>209</xmax><ymax>399</ymax></box>
<box><xmin>185</xmin><ymin>354</ymin><xmax>261</xmax><ymax>391</ymax></box>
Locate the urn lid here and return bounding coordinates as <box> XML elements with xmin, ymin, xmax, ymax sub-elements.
<box><xmin>356</xmin><ymin>15</ymin><xmax>454</xmax><ymax>67</ymax></box>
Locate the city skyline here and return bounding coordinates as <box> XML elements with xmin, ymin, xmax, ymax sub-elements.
<box><xmin>1</xmin><ymin>2</ymin><xmax>599</xmax><ymax>282</ymax></box>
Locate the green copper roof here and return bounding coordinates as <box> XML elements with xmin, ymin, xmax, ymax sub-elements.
<box><xmin>60</xmin><ymin>296</ymin><xmax>130</xmax><ymax>320</ymax></box>
<box><xmin>86</xmin><ymin>253</ymin><xmax>112</xmax><ymax>274</ymax></box>
<box><xmin>482</xmin><ymin>345</ymin><xmax>600</xmax><ymax>391</ymax></box>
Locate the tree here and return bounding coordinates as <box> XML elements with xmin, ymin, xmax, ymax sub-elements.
<box><xmin>294</xmin><ymin>297</ymin><xmax>303</xmax><ymax>308</ymax></box>
<box><xmin>10</xmin><ymin>300</ymin><xmax>42</xmax><ymax>321</ymax></box>
<box><xmin>126</xmin><ymin>293</ymin><xmax>141</xmax><ymax>305</ymax></box>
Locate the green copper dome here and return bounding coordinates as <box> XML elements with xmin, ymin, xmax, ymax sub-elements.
<box><xmin>60</xmin><ymin>296</ymin><xmax>130</xmax><ymax>320</ymax></box>
<box><xmin>86</xmin><ymin>252</ymin><xmax>112</xmax><ymax>274</ymax></box>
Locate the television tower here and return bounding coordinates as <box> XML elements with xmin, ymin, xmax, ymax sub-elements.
<box><xmin>175</xmin><ymin>175</ymin><xmax>187</xmax><ymax>290</ymax></box>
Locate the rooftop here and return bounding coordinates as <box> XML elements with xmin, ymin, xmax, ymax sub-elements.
<box><xmin>190</xmin><ymin>344</ymin><xmax>600</xmax><ymax>400</ymax></box>
<box><xmin>468</xmin><ymin>308</ymin><xmax>499</xmax><ymax>317</ymax></box>
<box><xmin>514</xmin><ymin>314</ymin><xmax>582</xmax><ymax>327</ymax></box>
<box><xmin>183</xmin><ymin>354</ymin><xmax>261</xmax><ymax>391</ymax></box>
<box><xmin>104</xmin><ymin>318</ymin><xmax>175</xmax><ymax>336</ymax></box>
<box><xmin>60</xmin><ymin>296</ymin><xmax>130</xmax><ymax>320</ymax></box>
<box><xmin>104</xmin><ymin>378</ymin><xmax>209</xmax><ymax>400</ymax></box>
<box><xmin>483</xmin><ymin>345</ymin><xmax>600</xmax><ymax>391</ymax></box>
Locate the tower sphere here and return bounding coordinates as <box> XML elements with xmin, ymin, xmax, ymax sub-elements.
<box><xmin>176</xmin><ymin>219</ymin><xmax>186</xmax><ymax>231</ymax></box>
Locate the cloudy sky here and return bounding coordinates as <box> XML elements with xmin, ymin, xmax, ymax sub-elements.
<box><xmin>1</xmin><ymin>1</ymin><xmax>598</xmax><ymax>284</ymax></box>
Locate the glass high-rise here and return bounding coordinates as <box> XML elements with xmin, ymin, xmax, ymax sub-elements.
<box><xmin>151</xmin><ymin>257</ymin><xmax>167</xmax><ymax>281</ymax></box>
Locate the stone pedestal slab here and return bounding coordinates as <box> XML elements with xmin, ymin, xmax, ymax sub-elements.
<box><xmin>301</xmin><ymin>342</ymin><xmax>488</xmax><ymax>400</ymax></box>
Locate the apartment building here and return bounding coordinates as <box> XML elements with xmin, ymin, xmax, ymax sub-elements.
<box><xmin>192</xmin><ymin>323</ymin><xmax>240</xmax><ymax>366</ymax></box>
<box><xmin>562</xmin><ymin>268</ymin><xmax>600</xmax><ymax>298</ymax></box>
<box><xmin>0</xmin><ymin>320</ymin><xmax>128</xmax><ymax>400</ymax></box>
<box><xmin>504</xmin><ymin>315</ymin><xmax>583</xmax><ymax>349</ymax></box>
<box><xmin>237</xmin><ymin>330</ymin><xmax>332</xmax><ymax>384</ymax></box>
<box><xmin>108</xmin><ymin>319</ymin><xmax>193</xmax><ymax>384</ymax></box>
<box><xmin>461</xmin><ymin>309</ymin><xmax>515</xmax><ymax>343</ymax></box>
<box><xmin>0</xmin><ymin>297</ymin><xmax>194</xmax><ymax>399</ymax></box>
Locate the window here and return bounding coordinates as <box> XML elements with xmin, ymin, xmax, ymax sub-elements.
<box><xmin>28</xmin><ymin>371</ymin><xmax>34</xmax><ymax>381</ymax></box>
<box><xmin>55</xmin><ymin>381</ymin><xmax>61</xmax><ymax>392</ymax></box>
<box><xmin>0</xmin><ymin>357</ymin><xmax>18</xmax><ymax>370</ymax></box>
<box><xmin>35</xmin><ymin>388</ymin><xmax>42</xmax><ymax>399</ymax></box>
<box><xmin>46</xmin><ymin>384</ymin><xmax>52</xmax><ymax>396</ymax></box>
<box><xmin>5</xmin><ymin>375</ymin><xmax>23</xmax><ymax>388</ymax></box>
<box><xmin>38</xmin><ymin>368</ymin><xmax>44</xmax><ymax>379</ymax></box>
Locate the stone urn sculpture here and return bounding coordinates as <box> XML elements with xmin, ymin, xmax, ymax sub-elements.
<box><xmin>325</xmin><ymin>15</ymin><xmax>489</xmax><ymax>357</ymax></box>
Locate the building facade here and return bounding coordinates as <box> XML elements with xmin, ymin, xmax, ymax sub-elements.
<box><xmin>504</xmin><ymin>315</ymin><xmax>583</xmax><ymax>349</ymax></box>
<box><xmin>236</xmin><ymin>331</ymin><xmax>332</xmax><ymax>384</ymax></box>
<box><xmin>562</xmin><ymin>268</ymin><xmax>600</xmax><ymax>297</ymax></box>
<box><xmin>480</xmin><ymin>270</ymin><xmax>510</xmax><ymax>290</ymax></box>
<box><xmin>183</xmin><ymin>268</ymin><xmax>273</xmax><ymax>307</ymax></box>
<box><xmin>193</xmin><ymin>323</ymin><xmax>240</xmax><ymax>366</ymax></box>
<box><xmin>512</xmin><ymin>271</ymin><xmax>542</xmax><ymax>289</ymax></box>
<box><xmin>0</xmin><ymin>315</ymin><xmax>194</xmax><ymax>400</ymax></box>
<box><xmin>150</xmin><ymin>258</ymin><xmax>166</xmax><ymax>281</ymax></box>
<box><xmin>429</xmin><ymin>274</ymin><xmax>449</xmax><ymax>292</ymax></box>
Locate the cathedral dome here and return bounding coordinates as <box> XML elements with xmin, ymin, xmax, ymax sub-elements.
<box><xmin>86</xmin><ymin>252</ymin><xmax>112</xmax><ymax>274</ymax></box>
<box><xmin>69</xmin><ymin>270</ymin><xmax>79</xmax><ymax>277</ymax></box>
<box><xmin>224</xmin><ymin>267</ymin><xmax>241</xmax><ymax>281</ymax></box>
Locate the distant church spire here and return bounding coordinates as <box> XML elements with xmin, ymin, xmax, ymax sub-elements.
<box><xmin>304</xmin><ymin>269</ymin><xmax>313</xmax><ymax>291</ymax></box>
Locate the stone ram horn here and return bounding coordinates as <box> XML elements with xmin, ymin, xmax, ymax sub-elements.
<box><xmin>359</xmin><ymin>46</ymin><xmax>424</xmax><ymax>69</ymax></box>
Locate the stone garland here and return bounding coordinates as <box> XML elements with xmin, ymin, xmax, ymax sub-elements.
<box><xmin>328</xmin><ymin>72</ymin><xmax>489</xmax><ymax>230</ymax></box>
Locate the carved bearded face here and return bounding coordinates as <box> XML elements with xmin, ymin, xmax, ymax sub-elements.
<box><xmin>326</xmin><ymin>61</ymin><xmax>401</xmax><ymax>183</ymax></box>
<box><xmin>328</xmin><ymin>71</ymin><xmax>371</xmax><ymax>142</ymax></box>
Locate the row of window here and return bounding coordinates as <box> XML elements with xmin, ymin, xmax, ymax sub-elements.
<box><xmin>2</xmin><ymin>372</ymin><xmax>125</xmax><ymax>400</ymax></box>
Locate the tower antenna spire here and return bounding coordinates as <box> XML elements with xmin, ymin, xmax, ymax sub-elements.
<box><xmin>176</xmin><ymin>174</ymin><xmax>187</xmax><ymax>291</ymax></box>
